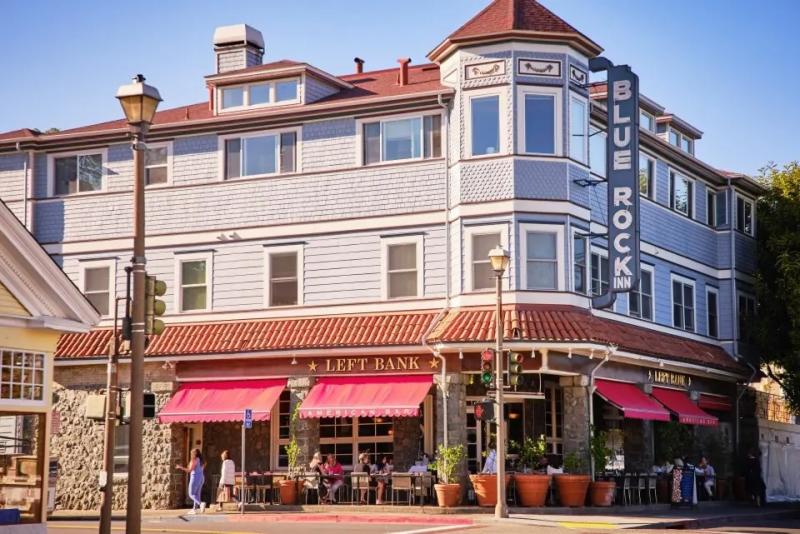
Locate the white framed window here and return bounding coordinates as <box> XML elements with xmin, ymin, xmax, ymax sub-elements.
<box><xmin>569</xmin><ymin>95</ymin><xmax>588</xmax><ymax>163</ymax></box>
<box><xmin>572</xmin><ymin>229</ymin><xmax>589</xmax><ymax>293</ymax></box>
<box><xmin>218</xmin><ymin>77</ymin><xmax>300</xmax><ymax>111</ymax></box>
<box><xmin>79</xmin><ymin>259</ymin><xmax>116</xmax><ymax>317</ymax></box>
<box><xmin>671</xmin><ymin>275</ymin><xmax>695</xmax><ymax>332</ymax></box>
<box><xmin>670</xmin><ymin>170</ymin><xmax>694</xmax><ymax>217</ymax></box>
<box><xmin>175</xmin><ymin>252</ymin><xmax>213</xmax><ymax>312</ymax></box>
<box><xmin>589</xmin><ymin>125</ymin><xmax>606</xmax><ymax>177</ymax></box>
<box><xmin>360</xmin><ymin>112</ymin><xmax>442</xmax><ymax>165</ymax></box>
<box><xmin>738</xmin><ymin>292</ymin><xmax>756</xmax><ymax>344</ymax></box>
<box><xmin>736</xmin><ymin>195</ymin><xmax>755</xmax><ymax>236</ymax></box>
<box><xmin>0</xmin><ymin>350</ymin><xmax>45</xmax><ymax>402</ymax></box>
<box><xmin>220</xmin><ymin>127</ymin><xmax>299</xmax><ymax>180</ymax></box>
<box><xmin>381</xmin><ymin>235</ymin><xmax>424</xmax><ymax>300</ymax></box>
<box><xmin>628</xmin><ymin>266</ymin><xmax>654</xmax><ymax>321</ymax></box>
<box><xmin>144</xmin><ymin>142</ymin><xmax>172</xmax><ymax>187</ymax></box>
<box><xmin>520</xmin><ymin>223</ymin><xmax>564</xmax><ymax>290</ymax></box>
<box><xmin>264</xmin><ymin>244</ymin><xmax>304</xmax><ymax>307</ymax></box>
<box><xmin>640</xmin><ymin>110</ymin><xmax>655</xmax><ymax>132</ymax></box>
<box><xmin>464</xmin><ymin>225</ymin><xmax>508</xmax><ymax>291</ymax></box>
<box><xmin>706</xmin><ymin>189</ymin><xmax>717</xmax><ymax>227</ymax></box>
<box><xmin>668</xmin><ymin>128</ymin><xmax>693</xmax><ymax>154</ymax></box>
<box><xmin>468</xmin><ymin>91</ymin><xmax>503</xmax><ymax>157</ymax></box>
<box><xmin>518</xmin><ymin>86</ymin><xmax>562</xmax><ymax>156</ymax></box>
<box><xmin>48</xmin><ymin>149</ymin><xmax>107</xmax><ymax>196</ymax></box>
<box><xmin>707</xmin><ymin>286</ymin><xmax>719</xmax><ymax>338</ymax></box>
<box><xmin>639</xmin><ymin>152</ymin><xmax>655</xmax><ymax>199</ymax></box>
<box><xmin>590</xmin><ymin>249</ymin><xmax>609</xmax><ymax>297</ymax></box>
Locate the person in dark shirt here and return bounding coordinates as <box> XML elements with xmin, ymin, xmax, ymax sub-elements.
<box><xmin>744</xmin><ymin>448</ymin><xmax>766</xmax><ymax>507</ymax></box>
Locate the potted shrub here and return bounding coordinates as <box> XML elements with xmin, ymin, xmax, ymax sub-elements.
<box><xmin>469</xmin><ymin>442</ymin><xmax>511</xmax><ymax>507</ymax></box>
<box><xmin>433</xmin><ymin>443</ymin><xmax>466</xmax><ymax>507</ymax></box>
<box><xmin>588</xmin><ymin>429</ymin><xmax>616</xmax><ymax>506</ymax></box>
<box><xmin>513</xmin><ymin>435</ymin><xmax>551</xmax><ymax>507</ymax></box>
<box><xmin>554</xmin><ymin>452</ymin><xmax>591</xmax><ymax>507</ymax></box>
<box><xmin>278</xmin><ymin>404</ymin><xmax>302</xmax><ymax>505</ymax></box>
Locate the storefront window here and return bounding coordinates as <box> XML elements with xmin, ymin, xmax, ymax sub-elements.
<box><xmin>1</xmin><ymin>351</ymin><xmax>45</xmax><ymax>402</ymax></box>
<box><xmin>0</xmin><ymin>412</ymin><xmax>44</xmax><ymax>524</ymax></box>
<box><xmin>319</xmin><ymin>416</ymin><xmax>393</xmax><ymax>467</ymax></box>
<box><xmin>544</xmin><ymin>385</ymin><xmax>563</xmax><ymax>458</ymax></box>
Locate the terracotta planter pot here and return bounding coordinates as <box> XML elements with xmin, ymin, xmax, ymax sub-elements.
<box><xmin>278</xmin><ymin>479</ymin><xmax>298</xmax><ymax>505</ymax></box>
<box><xmin>589</xmin><ymin>480</ymin><xmax>616</xmax><ymax>507</ymax></box>
<box><xmin>514</xmin><ymin>473</ymin><xmax>551</xmax><ymax>507</ymax></box>
<box><xmin>434</xmin><ymin>483</ymin><xmax>461</xmax><ymax>507</ymax></box>
<box><xmin>554</xmin><ymin>474</ymin><xmax>590</xmax><ymax>507</ymax></box>
<box><xmin>469</xmin><ymin>474</ymin><xmax>511</xmax><ymax>507</ymax></box>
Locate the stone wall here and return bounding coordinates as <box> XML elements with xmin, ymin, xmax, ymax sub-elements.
<box><xmin>435</xmin><ymin>372</ymin><xmax>468</xmax><ymax>484</ymax></box>
<box><xmin>623</xmin><ymin>419</ymin><xmax>655</xmax><ymax>471</ymax></box>
<box><xmin>392</xmin><ymin>416</ymin><xmax>422</xmax><ymax>471</ymax></box>
<box><xmin>288</xmin><ymin>376</ymin><xmax>318</xmax><ymax>467</ymax></box>
<box><xmin>201</xmin><ymin>420</ymin><xmax>270</xmax><ymax>504</ymax></box>
<box><xmin>560</xmin><ymin>376</ymin><xmax>590</xmax><ymax>471</ymax></box>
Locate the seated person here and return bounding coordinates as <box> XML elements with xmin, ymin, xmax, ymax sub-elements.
<box><xmin>321</xmin><ymin>454</ymin><xmax>344</xmax><ymax>504</ymax></box>
<box><xmin>306</xmin><ymin>451</ymin><xmax>326</xmax><ymax>501</ymax></box>
<box><xmin>482</xmin><ymin>443</ymin><xmax>497</xmax><ymax>474</ymax></box>
<box><xmin>375</xmin><ymin>456</ymin><xmax>394</xmax><ymax>505</ymax></box>
<box><xmin>696</xmin><ymin>456</ymin><xmax>716</xmax><ymax>499</ymax></box>
<box><xmin>356</xmin><ymin>452</ymin><xmax>374</xmax><ymax>504</ymax></box>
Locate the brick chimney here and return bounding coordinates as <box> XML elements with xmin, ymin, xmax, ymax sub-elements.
<box><xmin>354</xmin><ymin>57</ymin><xmax>365</xmax><ymax>74</ymax></box>
<box><xmin>398</xmin><ymin>57</ymin><xmax>411</xmax><ymax>86</ymax></box>
<box><xmin>213</xmin><ymin>24</ymin><xmax>265</xmax><ymax>74</ymax></box>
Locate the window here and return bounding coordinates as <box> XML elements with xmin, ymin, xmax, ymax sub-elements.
<box><xmin>738</xmin><ymin>293</ymin><xmax>756</xmax><ymax>344</ymax></box>
<box><xmin>669</xmin><ymin>128</ymin><xmax>693</xmax><ymax>154</ymax></box>
<box><xmin>0</xmin><ymin>351</ymin><xmax>45</xmax><ymax>401</ymax></box>
<box><xmin>639</xmin><ymin>153</ymin><xmax>655</xmax><ymax>198</ymax></box>
<box><xmin>362</xmin><ymin>115</ymin><xmax>441</xmax><ymax>164</ymax></box>
<box><xmin>589</xmin><ymin>125</ymin><xmax>606</xmax><ymax>177</ymax></box>
<box><xmin>249</xmin><ymin>83</ymin><xmax>270</xmax><ymax>105</ymax></box>
<box><xmin>681</xmin><ymin>136</ymin><xmax>692</xmax><ymax>154</ymax></box>
<box><xmin>265</xmin><ymin>246</ymin><xmax>303</xmax><ymax>306</ymax></box>
<box><xmin>275</xmin><ymin>80</ymin><xmax>298</xmax><ymax>102</ymax></box>
<box><xmin>640</xmin><ymin>110</ymin><xmax>655</xmax><ymax>132</ymax></box>
<box><xmin>523</xmin><ymin>231</ymin><xmax>558</xmax><ymax>290</ymax></box>
<box><xmin>706</xmin><ymin>190</ymin><xmax>717</xmax><ymax>227</ymax></box>
<box><xmin>569</xmin><ymin>97</ymin><xmax>588</xmax><ymax>162</ymax></box>
<box><xmin>471</xmin><ymin>96</ymin><xmax>500</xmax><ymax>156</ymax></box>
<box><xmin>736</xmin><ymin>196</ymin><xmax>754</xmax><ymax>235</ymax></box>
<box><xmin>669</xmin><ymin>130</ymin><xmax>680</xmax><ymax>147</ymax></box>
<box><xmin>716</xmin><ymin>191</ymin><xmax>728</xmax><ymax>226</ymax></box>
<box><xmin>81</xmin><ymin>262</ymin><xmax>114</xmax><ymax>316</ymax></box>
<box><xmin>670</xmin><ymin>171</ymin><xmax>693</xmax><ymax>217</ymax></box>
<box><xmin>53</xmin><ymin>153</ymin><xmax>103</xmax><ymax>195</ymax></box>
<box><xmin>176</xmin><ymin>253</ymin><xmax>212</xmax><ymax>312</ymax></box>
<box><xmin>707</xmin><ymin>287</ymin><xmax>719</xmax><ymax>338</ymax></box>
<box><xmin>382</xmin><ymin>236</ymin><xmax>423</xmax><ymax>300</ymax></box>
<box><xmin>113</xmin><ymin>425</ymin><xmax>129</xmax><ymax>475</ymax></box>
<box><xmin>470</xmin><ymin>232</ymin><xmax>501</xmax><ymax>291</ymax></box>
<box><xmin>524</xmin><ymin>93</ymin><xmax>557</xmax><ymax>155</ymax></box>
<box><xmin>590</xmin><ymin>251</ymin><xmax>609</xmax><ymax>296</ymax></box>
<box><xmin>145</xmin><ymin>144</ymin><xmax>170</xmax><ymax>186</ymax></box>
<box><xmin>221</xmin><ymin>87</ymin><xmax>244</xmax><ymax>108</ymax></box>
<box><xmin>224</xmin><ymin>130</ymin><xmax>296</xmax><ymax>179</ymax></box>
<box><xmin>573</xmin><ymin>233</ymin><xmax>588</xmax><ymax>293</ymax></box>
<box><xmin>672</xmin><ymin>276</ymin><xmax>695</xmax><ymax>332</ymax></box>
<box><xmin>629</xmin><ymin>268</ymin><xmax>653</xmax><ymax>320</ymax></box>
<box><xmin>544</xmin><ymin>384</ymin><xmax>563</xmax><ymax>458</ymax></box>
<box><xmin>218</xmin><ymin>78</ymin><xmax>300</xmax><ymax>110</ymax></box>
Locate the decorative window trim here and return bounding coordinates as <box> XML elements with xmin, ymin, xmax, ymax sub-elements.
<box><xmin>263</xmin><ymin>244</ymin><xmax>304</xmax><ymax>308</ymax></box>
<box><xmin>355</xmin><ymin>109</ymin><xmax>444</xmax><ymax>167</ymax></box>
<box><xmin>143</xmin><ymin>141</ymin><xmax>173</xmax><ymax>188</ymax></box>
<box><xmin>568</xmin><ymin>93</ymin><xmax>589</xmax><ymax>164</ymax></box>
<box><xmin>46</xmin><ymin>148</ymin><xmax>109</xmax><ymax>197</ymax></box>
<box><xmin>78</xmin><ymin>258</ymin><xmax>117</xmax><ymax>318</ymax></box>
<box><xmin>174</xmin><ymin>251</ymin><xmax>213</xmax><ymax>313</ymax></box>
<box><xmin>670</xmin><ymin>273</ymin><xmax>696</xmax><ymax>332</ymax></box>
<box><xmin>627</xmin><ymin>264</ymin><xmax>655</xmax><ymax>321</ymax></box>
<box><xmin>519</xmin><ymin>223</ymin><xmax>564</xmax><ymax>291</ymax></box>
<box><xmin>706</xmin><ymin>286</ymin><xmax>719</xmax><ymax>338</ymax></box>
<box><xmin>464</xmin><ymin>224</ymin><xmax>509</xmax><ymax>292</ymax></box>
<box><xmin>640</xmin><ymin>109</ymin><xmax>656</xmax><ymax>132</ymax></box>
<box><xmin>217</xmin><ymin>126</ymin><xmax>302</xmax><ymax>181</ymax></box>
<box><xmin>465</xmin><ymin>87</ymin><xmax>507</xmax><ymax>159</ymax></box>
<box><xmin>516</xmin><ymin>85</ymin><xmax>563</xmax><ymax>157</ymax></box>
<box><xmin>380</xmin><ymin>234</ymin><xmax>424</xmax><ymax>301</ymax></box>
<box><xmin>216</xmin><ymin>77</ymin><xmax>301</xmax><ymax>113</ymax></box>
<box><xmin>0</xmin><ymin>349</ymin><xmax>47</xmax><ymax>405</ymax></box>
<box><xmin>669</xmin><ymin>168</ymin><xmax>694</xmax><ymax>218</ymax></box>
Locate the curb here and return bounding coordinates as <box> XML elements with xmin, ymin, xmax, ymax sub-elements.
<box><xmin>649</xmin><ymin>508</ymin><xmax>800</xmax><ymax>530</ymax></box>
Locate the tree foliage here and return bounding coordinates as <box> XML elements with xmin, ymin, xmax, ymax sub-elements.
<box><xmin>754</xmin><ymin>161</ymin><xmax>800</xmax><ymax>411</ymax></box>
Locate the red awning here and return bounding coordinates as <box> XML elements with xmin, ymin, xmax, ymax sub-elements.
<box><xmin>298</xmin><ymin>375</ymin><xmax>432</xmax><ymax>419</ymax></box>
<box><xmin>594</xmin><ymin>379</ymin><xmax>671</xmax><ymax>421</ymax></box>
<box><xmin>698</xmin><ymin>393</ymin><xmax>733</xmax><ymax>412</ymax></box>
<box><xmin>158</xmin><ymin>379</ymin><xmax>286</xmax><ymax>423</ymax></box>
<box><xmin>652</xmin><ymin>387</ymin><xmax>719</xmax><ymax>426</ymax></box>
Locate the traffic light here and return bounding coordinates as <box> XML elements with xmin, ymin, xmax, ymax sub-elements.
<box><xmin>508</xmin><ymin>351</ymin><xmax>524</xmax><ymax>386</ymax></box>
<box><xmin>145</xmin><ymin>275</ymin><xmax>167</xmax><ymax>336</ymax></box>
<box><xmin>121</xmin><ymin>391</ymin><xmax>157</xmax><ymax>422</ymax></box>
<box><xmin>474</xmin><ymin>399</ymin><xmax>495</xmax><ymax>422</ymax></box>
<box><xmin>480</xmin><ymin>349</ymin><xmax>494</xmax><ymax>386</ymax></box>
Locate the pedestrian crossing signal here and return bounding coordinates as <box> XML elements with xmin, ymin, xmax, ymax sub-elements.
<box><xmin>474</xmin><ymin>400</ymin><xmax>494</xmax><ymax>422</ymax></box>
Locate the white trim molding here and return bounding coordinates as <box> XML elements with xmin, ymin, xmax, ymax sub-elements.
<box><xmin>263</xmin><ymin>243</ymin><xmax>304</xmax><ymax>308</ymax></box>
<box><xmin>46</xmin><ymin>147</ymin><xmax>109</xmax><ymax>197</ymax></box>
<box><xmin>463</xmin><ymin>223</ymin><xmax>509</xmax><ymax>292</ymax></box>
<box><xmin>380</xmin><ymin>234</ymin><xmax>425</xmax><ymax>301</ymax></box>
<box><xmin>77</xmin><ymin>258</ymin><xmax>117</xmax><ymax>319</ymax></box>
<box><xmin>465</xmin><ymin>87</ymin><xmax>508</xmax><ymax>159</ymax></box>
<box><xmin>519</xmin><ymin>222</ymin><xmax>565</xmax><ymax>291</ymax></box>
<box><xmin>174</xmin><ymin>251</ymin><xmax>214</xmax><ymax>313</ymax></box>
<box><xmin>670</xmin><ymin>273</ymin><xmax>696</xmax><ymax>333</ymax></box>
<box><xmin>516</xmin><ymin>84</ymin><xmax>563</xmax><ymax>157</ymax></box>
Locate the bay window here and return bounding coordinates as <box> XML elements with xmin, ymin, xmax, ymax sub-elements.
<box><xmin>523</xmin><ymin>93</ymin><xmax>557</xmax><ymax>155</ymax></box>
<box><xmin>589</xmin><ymin>125</ymin><xmax>606</xmax><ymax>177</ymax></box>
<box><xmin>471</xmin><ymin>233</ymin><xmax>501</xmax><ymax>291</ymax></box>
<box><xmin>573</xmin><ymin>232</ymin><xmax>587</xmax><ymax>293</ymax></box>
<box><xmin>569</xmin><ymin>96</ymin><xmax>588</xmax><ymax>162</ymax></box>
<box><xmin>521</xmin><ymin>224</ymin><xmax>563</xmax><ymax>290</ymax></box>
<box><xmin>363</xmin><ymin>115</ymin><xmax>441</xmax><ymax>164</ymax></box>
<box><xmin>470</xmin><ymin>95</ymin><xmax>500</xmax><ymax>156</ymax></box>
<box><xmin>224</xmin><ymin>130</ymin><xmax>296</xmax><ymax>179</ymax></box>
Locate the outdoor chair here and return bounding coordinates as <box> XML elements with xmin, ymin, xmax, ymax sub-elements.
<box><xmin>414</xmin><ymin>473</ymin><xmax>434</xmax><ymax>505</ymax></box>
<box><xmin>254</xmin><ymin>474</ymin><xmax>273</xmax><ymax>503</ymax></box>
<box><xmin>391</xmin><ymin>473</ymin><xmax>414</xmax><ymax>505</ymax></box>
<box><xmin>234</xmin><ymin>474</ymin><xmax>256</xmax><ymax>504</ymax></box>
<box><xmin>271</xmin><ymin>473</ymin><xmax>288</xmax><ymax>504</ymax></box>
<box><xmin>303</xmin><ymin>472</ymin><xmax>321</xmax><ymax>504</ymax></box>
<box><xmin>647</xmin><ymin>475</ymin><xmax>658</xmax><ymax>504</ymax></box>
<box><xmin>350</xmin><ymin>472</ymin><xmax>374</xmax><ymax>504</ymax></box>
<box><xmin>637</xmin><ymin>475</ymin><xmax>647</xmax><ymax>504</ymax></box>
<box><xmin>621</xmin><ymin>475</ymin><xmax>633</xmax><ymax>505</ymax></box>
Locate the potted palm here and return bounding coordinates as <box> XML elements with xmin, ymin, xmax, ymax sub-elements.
<box><xmin>588</xmin><ymin>429</ymin><xmax>615</xmax><ymax>506</ymax></box>
<box><xmin>513</xmin><ymin>435</ymin><xmax>551</xmax><ymax>507</ymax></box>
<box><xmin>554</xmin><ymin>452</ymin><xmax>591</xmax><ymax>507</ymax></box>
<box><xmin>433</xmin><ymin>443</ymin><xmax>466</xmax><ymax>507</ymax></box>
<box><xmin>278</xmin><ymin>404</ymin><xmax>302</xmax><ymax>505</ymax></box>
<box><xmin>469</xmin><ymin>440</ymin><xmax>511</xmax><ymax>507</ymax></box>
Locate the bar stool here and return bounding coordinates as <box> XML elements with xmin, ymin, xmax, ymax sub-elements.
<box><xmin>647</xmin><ymin>475</ymin><xmax>658</xmax><ymax>504</ymax></box>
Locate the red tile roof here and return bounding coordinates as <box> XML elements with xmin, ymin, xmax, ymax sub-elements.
<box><xmin>55</xmin><ymin>311</ymin><xmax>439</xmax><ymax>360</ymax></box>
<box><xmin>0</xmin><ymin>128</ymin><xmax>40</xmax><ymax>141</ymax></box>
<box><xmin>429</xmin><ymin>305</ymin><xmax>746</xmax><ymax>374</ymax></box>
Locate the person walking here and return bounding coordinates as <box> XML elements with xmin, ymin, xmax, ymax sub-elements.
<box><xmin>216</xmin><ymin>450</ymin><xmax>237</xmax><ymax>511</ymax></box>
<box><xmin>744</xmin><ymin>448</ymin><xmax>766</xmax><ymax>507</ymax></box>
<box><xmin>176</xmin><ymin>448</ymin><xmax>206</xmax><ymax>514</ymax></box>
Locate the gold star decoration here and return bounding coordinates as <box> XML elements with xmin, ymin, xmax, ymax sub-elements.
<box><xmin>428</xmin><ymin>358</ymin><xmax>439</xmax><ymax>369</ymax></box>
<box><xmin>307</xmin><ymin>360</ymin><xmax>318</xmax><ymax>373</ymax></box>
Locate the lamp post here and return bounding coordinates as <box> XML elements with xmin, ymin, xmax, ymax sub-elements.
<box><xmin>488</xmin><ymin>245</ymin><xmax>509</xmax><ymax>519</ymax></box>
<box><xmin>115</xmin><ymin>74</ymin><xmax>161</xmax><ymax>534</ymax></box>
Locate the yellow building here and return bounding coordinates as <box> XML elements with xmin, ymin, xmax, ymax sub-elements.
<box><xmin>0</xmin><ymin>200</ymin><xmax>99</xmax><ymax>533</ymax></box>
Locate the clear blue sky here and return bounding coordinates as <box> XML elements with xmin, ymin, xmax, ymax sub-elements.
<box><xmin>1</xmin><ymin>0</ymin><xmax>797</xmax><ymax>175</ymax></box>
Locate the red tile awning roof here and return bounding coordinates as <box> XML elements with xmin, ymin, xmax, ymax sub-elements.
<box><xmin>429</xmin><ymin>305</ymin><xmax>746</xmax><ymax>374</ymax></box>
<box><xmin>55</xmin><ymin>311</ymin><xmax>439</xmax><ymax>360</ymax></box>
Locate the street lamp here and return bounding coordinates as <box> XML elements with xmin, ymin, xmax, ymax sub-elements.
<box><xmin>116</xmin><ymin>74</ymin><xmax>161</xmax><ymax>534</ymax></box>
<box><xmin>488</xmin><ymin>245</ymin><xmax>509</xmax><ymax>519</ymax></box>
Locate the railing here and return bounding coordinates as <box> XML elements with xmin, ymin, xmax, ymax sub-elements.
<box><xmin>755</xmin><ymin>391</ymin><xmax>798</xmax><ymax>424</ymax></box>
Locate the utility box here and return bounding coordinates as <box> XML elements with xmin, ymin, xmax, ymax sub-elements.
<box><xmin>83</xmin><ymin>394</ymin><xmax>107</xmax><ymax>421</ymax></box>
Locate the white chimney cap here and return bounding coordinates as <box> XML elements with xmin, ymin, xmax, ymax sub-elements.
<box><xmin>213</xmin><ymin>24</ymin><xmax>264</xmax><ymax>49</ymax></box>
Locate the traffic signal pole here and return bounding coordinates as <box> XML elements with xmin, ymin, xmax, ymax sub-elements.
<box><xmin>100</xmin><ymin>297</ymin><xmax>124</xmax><ymax>534</ymax></box>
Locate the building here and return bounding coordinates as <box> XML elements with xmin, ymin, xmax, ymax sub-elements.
<box><xmin>0</xmin><ymin>200</ymin><xmax>99</xmax><ymax>531</ymax></box>
<box><xmin>0</xmin><ymin>0</ymin><xmax>764</xmax><ymax>509</ymax></box>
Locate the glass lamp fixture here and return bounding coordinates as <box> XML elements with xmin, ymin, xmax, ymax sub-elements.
<box><xmin>488</xmin><ymin>246</ymin><xmax>510</xmax><ymax>275</ymax></box>
<box><xmin>116</xmin><ymin>74</ymin><xmax>162</xmax><ymax>127</ymax></box>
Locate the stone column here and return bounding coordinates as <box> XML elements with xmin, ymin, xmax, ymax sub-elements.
<box><xmin>393</xmin><ymin>416</ymin><xmax>422</xmax><ymax>471</ymax></box>
<box><xmin>623</xmin><ymin>419</ymin><xmax>654</xmax><ymax>471</ymax></box>
<box><xmin>560</xmin><ymin>375</ymin><xmax>591</xmax><ymax>470</ymax></box>
<box><xmin>435</xmin><ymin>372</ymin><xmax>468</xmax><ymax>488</ymax></box>
<box><xmin>287</xmin><ymin>376</ymin><xmax>318</xmax><ymax>467</ymax></box>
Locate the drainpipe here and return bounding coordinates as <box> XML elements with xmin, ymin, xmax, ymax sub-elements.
<box><xmin>728</xmin><ymin>177</ymin><xmax>738</xmax><ymax>349</ymax></box>
<box><xmin>15</xmin><ymin>142</ymin><xmax>33</xmax><ymax>230</ymax></box>
<box><xmin>588</xmin><ymin>345</ymin><xmax>615</xmax><ymax>480</ymax></box>
<box><xmin>735</xmin><ymin>359</ymin><xmax>758</xmax><ymax>459</ymax></box>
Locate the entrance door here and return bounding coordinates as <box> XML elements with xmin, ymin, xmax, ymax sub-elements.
<box><xmin>182</xmin><ymin>424</ymin><xmax>203</xmax><ymax>505</ymax></box>
<box><xmin>466</xmin><ymin>399</ymin><xmax>524</xmax><ymax>473</ymax></box>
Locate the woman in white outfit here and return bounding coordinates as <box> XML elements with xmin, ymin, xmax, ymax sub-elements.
<box><xmin>216</xmin><ymin>450</ymin><xmax>237</xmax><ymax>511</ymax></box>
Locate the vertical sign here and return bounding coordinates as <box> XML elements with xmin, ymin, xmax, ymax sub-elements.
<box><xmin>243</xmin><ymin>408</ymin><xmax>253</xmax><ymax>429</ymax></box>
<box><xmin>589</xmin><ymin>58</ymin><xmax>641</xmax><ymax>309</ymax></box>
